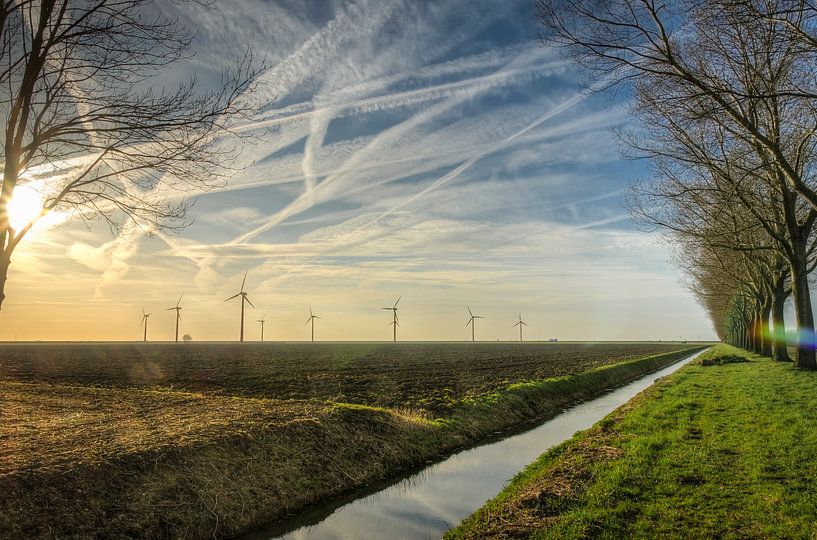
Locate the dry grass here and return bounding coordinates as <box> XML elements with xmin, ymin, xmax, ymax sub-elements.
<box><xmin>0</xmin><ymin>381</ymin><xmax>438</xmax><ymax>538</ymax></box>
<box><xmin>0</xmin><ymin>380</ymin><xmax>326</xmax><ymax>476</ymax></box>
<box><xmin>470</xmin><ymin>427</ymin><xmax>627</xmax><ymax>539</ymax></box>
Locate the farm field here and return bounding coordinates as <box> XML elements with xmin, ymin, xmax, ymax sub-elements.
<box><xmin>0</xmin><ymin>341</ymin><xmax>696</xmax><ymax>414</ymax></box>
<box><xmin>448</xmin><ymin>345</ymin><xmax>817</xmax><ymax>539</ymax></box>
<box><xmin>0</xmin><ymin>342</ymin><xmax>704</xmax><ymax>537</ymax></box>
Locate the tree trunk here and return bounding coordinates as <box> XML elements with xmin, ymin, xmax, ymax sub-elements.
<box><xmin>749</xmin><ymin>310</ymin><xmax>760</xmax><ymax>353</ymax></box>
<box><xmin>790</xmin><ymin>243</ymin><xmax>816</xmax><ymax>369</ymax></box>
<box><xmin>745</xmin><ymin>313</ymin><xmax>753</xmax><ymax>352</ymax></box>
<box><xmin>771</xmin><ymin>275</ymin><xmax>791</xmax><ymax>362</ymax></box>
<box><xmin>1</xmin><ymin>153</ymin><xmax>17</xmax><ymax>311</ymax></box>
<box><xmin>760</xmin><ymin>301</ymin><xmax>772</xmax><ymax>357</ymax></box>
<box><xmin>0</xmin><ymin>249</ymin><xmax>9</xmax><ymax>310</ymax></box>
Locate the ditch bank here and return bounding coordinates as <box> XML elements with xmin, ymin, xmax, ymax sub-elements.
<box><xmin>447</xmin><ymin>344</ymin><xmax>815</xmax><ymax>539</ymax></box>
<box><xmin>0</xmin><ymin>347</ymin><xmax>704</xmax><ymax>538</ymax></box>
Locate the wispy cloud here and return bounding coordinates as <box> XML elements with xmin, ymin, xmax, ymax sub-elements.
<box><xmin>0</xmin><ymin>0</ymin><xmax>715</xmax><ymax>342</ymax></box>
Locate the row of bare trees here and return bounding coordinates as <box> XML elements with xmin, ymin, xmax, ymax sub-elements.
<box><xmin>538</xmin><ymin>0</ymin><xmax>817</xmax><ymax>368</ymax></box>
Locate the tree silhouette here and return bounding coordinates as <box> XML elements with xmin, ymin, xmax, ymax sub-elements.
<box><xmin>0</xmin><ymin>0</ymin><xmax>261</xmax><ymax>308</ymax></box>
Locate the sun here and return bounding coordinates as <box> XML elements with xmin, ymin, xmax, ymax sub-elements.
<box><xmin>7</xmin><ymin>185</ymin><xmax>45</xmax><ymax>232</ymax></box>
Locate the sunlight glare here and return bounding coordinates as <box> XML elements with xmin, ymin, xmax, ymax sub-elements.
<box><xmin>7</xmin><ymin>185</ymin><xmax>45</xmax><ymax>232</ymax></box>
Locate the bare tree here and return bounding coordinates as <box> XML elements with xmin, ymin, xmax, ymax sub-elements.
<box><xmin>0</xmin><ymin>0</ymin><xmax>261</xmax><ymax>308</ymax></box>
<box><xmin>539</xmin><ymin>0</ymin><xmax>817</xmax><ymax>367</ymax></box>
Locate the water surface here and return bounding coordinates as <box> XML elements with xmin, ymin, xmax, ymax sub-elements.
<box><xmin>249</xmin><ymin>349</ymin><xmax>705</xmax><ymax>540</ymax></box>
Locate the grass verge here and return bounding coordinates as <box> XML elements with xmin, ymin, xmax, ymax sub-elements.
<box><xmin>447</xmin><ymin>344</ymin><xmax>817</xmax><ymax>539</ymax></box>
<box><xmin>0</xmin><ymin>347</ymin><xmax>702</xmax><ymax>538</ymax></box>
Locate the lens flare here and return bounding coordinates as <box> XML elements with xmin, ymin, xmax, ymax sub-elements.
<box><xmin>7</xmin><ymin>185</ymin><xmax>44</xmax><ymax>231</ymax></box>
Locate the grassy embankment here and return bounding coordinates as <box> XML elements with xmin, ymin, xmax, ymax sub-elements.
<box><xmin>448</xmin><ymin>344</ymin><xmax>817</xmax><ymax>539</ymax></box>
<box><xmin>0</xmin><ymin>344</ymin><xmax>703</xmax><ymax>538</ymax></box>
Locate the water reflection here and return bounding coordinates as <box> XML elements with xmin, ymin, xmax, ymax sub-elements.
<box><xmin>247</xmin><ymin>351</ymin><xmax>704</xmax><ymax>540</ymax></box>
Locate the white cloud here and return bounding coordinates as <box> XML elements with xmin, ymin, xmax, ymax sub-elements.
<box><xmin>67</xmin><ymin>231</ymin><xmax>142</xmax><ymax>299</ymax></box>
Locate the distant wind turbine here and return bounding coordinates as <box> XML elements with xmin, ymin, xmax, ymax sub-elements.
<box><xmin>305</xmin><ymin>306</ymin><xmax>320</xmax><ymax>342</ymax></box>
<box><xmin>166</xmin><ymin>293</ymin><xmax>183</xmax><ymax>342</ymax></box>
<box><xmin>466</xmin><ymin>307</ymin><xmax>483</xmax><ymax>342</ymax></box>
<box><xmin>257</xmin><ymin>312</ymin><xmax>266</xmax><ymax>342</ymax></box>
<box><xmin>514</xmin><ymin>313</ymin><xmax>528</xmax><ymax>342</ymax></box>
<box><xmin>224</xmin><ymin>272</ymin><xmax>255</xmax><ymax>342</ymax></box>
<box><xmin>381</xmin><ymin>296</ymin><xmax>401</xmax><ymax>342</ymax></box>
<box><xmin>140</xmin><ymin>307</ymin><xmax>151</xmax><ymax>342</ymax></box>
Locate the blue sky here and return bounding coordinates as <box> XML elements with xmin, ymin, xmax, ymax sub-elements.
<box><xmin>1</xmin><ymin>0</ymin><xmax>717</xmax><ymax>341</ymax></box>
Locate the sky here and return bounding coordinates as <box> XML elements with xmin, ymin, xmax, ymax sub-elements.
<box><xmin>0</xmin><ymin>0</ymin><xmax>719</xmax><ymax>342</ymax></box>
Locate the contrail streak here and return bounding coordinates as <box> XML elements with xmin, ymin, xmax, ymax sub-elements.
<box><xmin>230</xmin><ymin>51</ymin><xmax>565</xmax><ymax>246</ymax></box>
<box><xmin>266</xmin><ymin>81</ymin><xmax>607</xmax><ymax>282</ymax></box>
<box><xmin>237</xmin><ymin>60</ymin><xmax>567</xmax><ymax>133</ymax></box>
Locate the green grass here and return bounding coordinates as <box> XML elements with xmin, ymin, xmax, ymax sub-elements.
<box><xmin>448</xmin><ymin>344</ymin><xmax>817</xmax><ymax>539</ymax></box>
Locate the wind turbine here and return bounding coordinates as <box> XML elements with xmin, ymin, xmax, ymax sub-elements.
<box><xmin>381</xmin><ymin>296</ymin><xmax>401</xmax><ymax>342</ymax></box>
<box><xmin>514</xmin><ymin>313</ymin><xmax>528</xmax><ymax>342</ymax></box>
<box><xmin>166</xmin><ymin>293</ymin><xmax>183</xmax><ymax>342</ymax></box>
<box><xmin>257</xmin><ymin>313</ymin><xmax>266</xmax><ymax>342</ymax></box>
<box><xmin>224</xmin><ymin>272</ymin><xmax>255</xmax><ymax>342</ymax></box>
<box><xmin>305</xmin><ymin>306</ymin><xmax>320</xmax><ymax>342</ymax></box>
<box><xmin>140</xmin><ymin>307</ymin><xmax>151</xmax><ymax>342</ymax></box>
<box><xmin>466</xmin><ymin>307</ymin><xmax>483</xmax><ymax>342</ymax></box>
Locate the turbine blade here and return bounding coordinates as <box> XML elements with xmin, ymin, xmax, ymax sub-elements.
<box><xmin>381</xmin><ymin>307</ymin><xmax>393</xmax><ymax>310</ymax></box>
<box><xmin>224</xmin><ymin>293</ymin><xmax>241</xmax><ymax>302</ymax></box>
<box><xmin>142</xmin><ymin>306</ymin><xmax>145</xmax><ymax>316</ymax></box>
<box><xmin>468</xmin><ymin>306</ymin><xmax>473</xmax><ymax>317</ymax></box>
<box><xmin>309</xmin><ymin>305</ymin><xmax>313</xmax><ymax>317</ymax></box>
<box><xmin>305</xmin><ymin>318</ymin><xmax>311</xmax><ymax>326</ymax></box>
<box><xmin>240</xmin><ymin>271</ymin><xmax>247</xmax><ymax>293</ymax></box>
<box><xmin>394</xmin><ymin>296</ymin><xmax>401</xmax><ymax>308</ymax></box>
<box><xmin>245</xmin><ymin>296</ymin><xmax>256</xmax><ymax>309</ymax></box>
<box><xmin>177</xmin><ymin>293</ymin><xmax>184</xmax><ymax>307</ymax></box>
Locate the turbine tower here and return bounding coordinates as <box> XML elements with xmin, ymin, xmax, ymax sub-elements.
<box><xmin>224</xmin><ymin>272</ymin><xmax>255</xmax><ymax>342</ymax></box>
<box><xmin>466</xmin><ymin>307</ymin><xmax>483</xmax><ymax>342</ymax></box>
<box><xmin>140</xmin><ymin>307</ymin><xmax>151</xmax><ymax>342</ymax></box>
<box><xmin>514</xmin><ymin>313</ymin><xmax>528</xmax><ymax>342</ymax></box>
<box><xmin>257</xmin><ymin>313</ymin><xmax>266</xmax><ymax>342</ymax></box>
<box><xmin>166</xmin><ymin>294</ymin><xmax>183</xmax><ymax>342</ymax></box>
<box><xmin>381</xmin><ymin>296</ymin><xmax>401</xmax><ymax>342</ymax></box>
<box><xmin>305</xmin><ymin>306</ymin><xmax>320</xmax><ymax>342</ymax></box>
